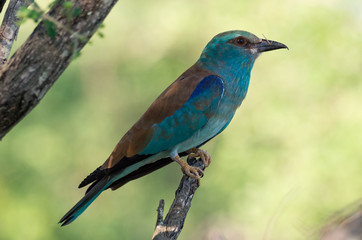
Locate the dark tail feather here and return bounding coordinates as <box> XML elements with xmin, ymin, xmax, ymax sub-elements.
<box><xmin>108</xmin><ymin>151</ymin><xmax>191</xmax><ymax>190</ymax></box>
<box><xmin>109</xmin><ymin>157</ymin><xmax>173</xmax><ymax>190</ymax></box>
<box><xmin>78</xmin><ymin>166</ymin><xmax>105</xmax><ymax>189</ymax></box>
<box><xmin>59</xmin><ymin>178</ymin><xmax>109</xmax><ymax>226</ymax></box>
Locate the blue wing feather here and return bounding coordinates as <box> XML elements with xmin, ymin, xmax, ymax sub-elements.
<box><xmin>140</xmin><ymin>75</ymin><xmax>224</xmax><ymax>155</ymax></box>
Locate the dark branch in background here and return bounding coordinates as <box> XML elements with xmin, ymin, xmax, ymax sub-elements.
<box><xmin>0</xmin><ymin>0</ymin><xmax>6</xmax><ymax>13</ymax></box>
<box><xmin>152</xmin><ymin>158</ymin><xmax>205</xmax><ymax>240</ymax></box>
<box><xmin>0</xmin><ymin>0</ymin><xmax>30</xmax><ymax>66</ymax></box>
<box><xmin>0</xmin><ymin>0</ymin><xmax>118</xmax><ymax>140</ymax></box>
<box><xmin>319</xmin><ymin>199</ymin><xmax>362</xmax><ymax>240</ymax></box>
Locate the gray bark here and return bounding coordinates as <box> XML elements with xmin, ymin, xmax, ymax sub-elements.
<box><xmin>0</xmin><ymin>0</ymin><xmax>118</xmax><ymax>140</ymax></box>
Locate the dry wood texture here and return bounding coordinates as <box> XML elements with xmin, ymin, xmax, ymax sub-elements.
<box><xmin>152</xmin><ymin>158</ymin><xmax>205</xmax><ymax>240</ymax></box>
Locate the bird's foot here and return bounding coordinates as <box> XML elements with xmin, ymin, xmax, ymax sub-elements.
<box><xmin>181</xmin><ymin>164</ymin><xmax>204</xmax><ymax>186</ymax></box>
<box><xmin>172</xmin><ymin>155</ymin><xmax>203</xmax><ymax>186</ymax></box>
<box><xmin>187</xmin><ymin>148</ymin><xmax>211</xmax><ymax>167</ymax></box>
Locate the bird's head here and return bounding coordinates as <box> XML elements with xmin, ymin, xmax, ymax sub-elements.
<box><xmin>198</xmin><ymin>30</ymin><xmax>288</xmax><ymax>73</ymax></box>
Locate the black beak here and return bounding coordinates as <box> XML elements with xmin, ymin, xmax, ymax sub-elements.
<box><xmin>255</xmin><ymin>39</ymin><xmax>288</xmax><ymax>52</ymax></box>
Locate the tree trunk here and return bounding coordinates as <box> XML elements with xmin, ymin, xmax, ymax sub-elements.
<box><xmin>0</xmin><ymin>0</ymin><xmax>118</xmax><ymax>140</ymax></box>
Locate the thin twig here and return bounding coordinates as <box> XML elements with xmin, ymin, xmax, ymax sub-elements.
<box><xmin>262</xmin><ymin>34</ymin><xmax>271</xmax><ymax>45</ymax></box>
<box><xmin>262</xmin><ymin>189</ymin><xmax>296</xmax><ymax>240</ymax></box>
<box><xmin>155</xmin><ymin>199</ymin><xmax>165</xmax><ymax>226</ymax></box>
<box><xmin>26</xmin><ymin>0</ymin><xmax>86</xmax><ymax>41</ymax></box>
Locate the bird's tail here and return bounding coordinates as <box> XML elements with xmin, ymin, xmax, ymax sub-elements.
<box><xmin>59</xmin><ymin>177</ymin><xmax>110</xmax><ymax>226</ymax></box>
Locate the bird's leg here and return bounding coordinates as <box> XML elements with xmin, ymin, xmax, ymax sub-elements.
<box><xmin>171</xmin><ymin>155</ymin><xmax>204</xmax><ymax>186</ymax></box>
<box><xmin>186</xmin><ymin>148</ymin><xmax>211</xmax><ymax>167</ymax></box>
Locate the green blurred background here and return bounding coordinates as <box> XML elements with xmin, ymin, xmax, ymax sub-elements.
<box><xmin>1</xmin><ymin>0</ymin><xmax>362</xmax><ymax>239</ymax></box>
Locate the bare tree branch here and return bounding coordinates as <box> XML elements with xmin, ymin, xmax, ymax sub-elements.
<box><xmin>0</xmin><ymin>0</ymin><xmax>30</xmax><ymax>66</ymax></box>
<box><xmin>0</xmin><ymin>0</ymin><xmax>118</xmax><ymax>140</ymax></box>
<box><xmin>152</xmin><ymin>158</ymin><xmax>206</xmax><ymax>240</ymax></box>
<box><xmin>320</xmin><ymin>200</ymin><xmax>362</xmax><ymax>240</ymax></box>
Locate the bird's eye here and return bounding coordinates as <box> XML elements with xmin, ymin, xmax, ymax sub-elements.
<box><xmin>235</xmin><ymin>37</ymin><xmax>247</xmax><ymax>46</ymax></box>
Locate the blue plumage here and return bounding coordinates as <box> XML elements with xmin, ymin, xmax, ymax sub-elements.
<box><xmin>140</xmin><ymin>75</ymin><xmax>224</xmax><ymax>155</ymax></box>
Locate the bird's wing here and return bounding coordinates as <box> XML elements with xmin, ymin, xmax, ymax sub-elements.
<box><xmin>139</xmin><ymin>74</ymin><xmax>224</xmax><ymax>155</ymax></box>
<box><xmin>102</xmin><ymin>64</ymin><xmax>224</xmax><ymax>170</ymax></box>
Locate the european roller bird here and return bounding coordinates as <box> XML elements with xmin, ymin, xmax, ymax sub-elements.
<box><xmin>59</xmin><ymin>30</ymin><xmax>287</xmax><ymax>226</ymax></box>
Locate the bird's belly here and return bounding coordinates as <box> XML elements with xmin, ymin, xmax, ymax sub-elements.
<box><xmin>171</xmin><ymin>94</ymin><xmax>243</xmax><ymax>157</ymax></box>
<box><xmin>172</xmin><ymin>115</ymin><xmax>229</xmax><ymax>156</ymax></box>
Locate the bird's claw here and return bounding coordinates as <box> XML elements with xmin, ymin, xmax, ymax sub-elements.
<box><xmin>187</xmin><ymin>148</ymin><xmax>211</xmax><ymax>167</ymax></box>
<box><xmin>181</xmin><ymin>164</ymin><xmax>203</xmax><ymax>186</ymax></box>
<box><xmin>172</xmin><ymin>153</ymin><xmax>205</xmax><ymax>186</ymax></box>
